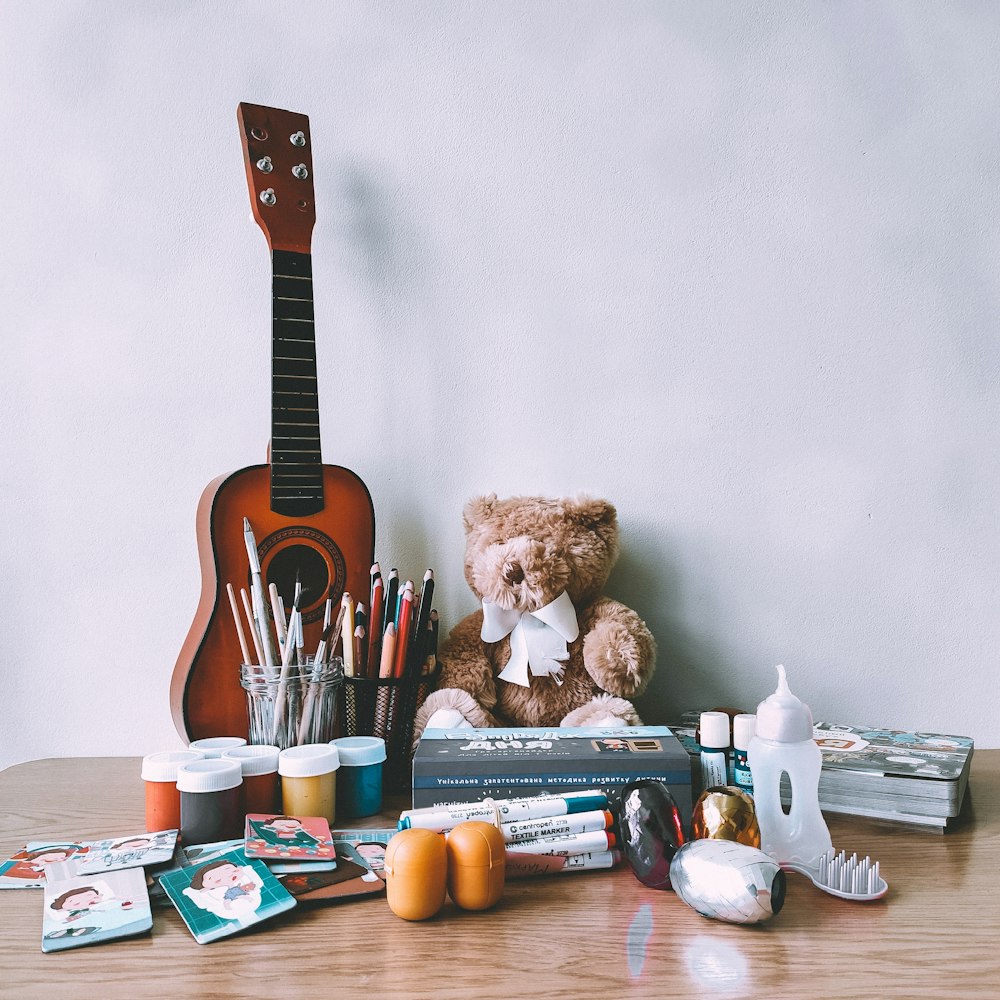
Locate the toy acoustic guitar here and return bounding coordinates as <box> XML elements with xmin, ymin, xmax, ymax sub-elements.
<box><xmin>171</xmin><ymin>103</ymin><xmax>375</xmax><ymax>741</ymax></box>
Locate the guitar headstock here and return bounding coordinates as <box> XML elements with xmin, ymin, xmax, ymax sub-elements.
<box><xmin>237</xmin><ymin>103</ymin><xmax>316</xmax><ymax>253</ymax></box>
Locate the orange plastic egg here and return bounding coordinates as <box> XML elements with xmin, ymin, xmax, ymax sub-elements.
<box><xmin>446</xmin><ymin>821</ymin><xmax>505</xmax><ymax>910</ymax></box>
<box><xmin>384</xmin><ymin>828</ymin><xmax>447</xmax><ymax>921</ymax></box>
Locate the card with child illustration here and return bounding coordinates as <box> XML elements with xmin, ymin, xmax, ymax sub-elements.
<box><xmin>158</xmin><ymin>848</ymin><xmax>295</xmax><ymax>944</ymax></box>
<box><xmin>75</xmin><ymin>830</ymin><xmax>178</xmax><ymax>875</ymax></box>
<box><xmin>42</xmin><ymin>867</ymin><xmax>152</xmax><ymax>952</ymax></box>
<box><xmin>0</xmin><ymin>842</ymin><xmax>90</xmax><ymax>889</ymax></box>
<box><xmin>244</xmin><ymin>814</ymin><xmax>337</xmax><ymax>862</ymax></box>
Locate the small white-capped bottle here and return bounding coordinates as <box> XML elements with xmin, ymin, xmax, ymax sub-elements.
<box><xmin>747</xmin><ymin>665</ymin><xmax>832</xmax><ymax>864</ymax></box>
<box><xmin>732</xmin><ymin>713</ymin><xmax>756</xmax><ymax>794</ymax></box>
<box><xmin>698</xmin><ymin>711</ymin><xmax>730</xmax><ymax>792</ymax></box>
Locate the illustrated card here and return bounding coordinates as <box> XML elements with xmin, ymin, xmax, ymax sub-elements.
<box><xmin>158</xmin><ymin>848</ymin><xmax>295</xmax><ymax>944</ymax></box>
<box><xmin>0</xmin><ymin>842</ymin><xmax>89</xmax><ymax>889</ymax></box>
<box><xmin>244</xmin><ymin>814</ymin><xmax>336</xmax><ymax>861</ymax></box>
<box><xmin>331</xmin><ymin>830</ymin><xmax>393</xmax><ymax>882</ymax></box>
<box><xmin>75</xmin><ymin>830</ymin><xmax>178</xmax><ymax>875</ymax></box>
<box><xmin>278</xmin><ymin>850</ymin><xmax>383</xmax><ymax>903</ymax></box>
<box><xmin>42</xmin><ymin>867</ymin><xmax>151</xmax><ymax>952</ymax></box>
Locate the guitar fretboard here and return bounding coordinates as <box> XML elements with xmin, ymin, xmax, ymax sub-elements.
<box><xmin>271</xmin><ymin>249</ymin><xmax>324</xmax><ymax>516</ymax></box>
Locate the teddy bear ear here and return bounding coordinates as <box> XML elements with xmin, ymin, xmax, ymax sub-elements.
<box><xmin>462</xmin><ymin>493</ymin><xmax>498</xmax><ymax>532</ymax></box>
<box><xmin>566</xmin><ymin>495</ymin><xmax>617</xmax><ymax>528</ymax></box>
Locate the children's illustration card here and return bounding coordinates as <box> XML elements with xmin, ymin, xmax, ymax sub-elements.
<box><xmin>0</xmin><ymin>842</ymin><xmax>89</xmax><ymax>889</ymax></box>
<box><xmin>75</xmin><ymin>830</ymin><xmax>178</xmax><ymax>875</ymax></box>
<box><xmin>159</xmin><ymin>849</ymin><xmax>295</xmax><ymax>944</ymax></box>
<box><xmin>244</xmin><ymin>815</ymin><xmax>336</xmax><ymax>862</ymax></box>
<box><xmin>331</xmin><ymin>830</ymin><xmax>394</xmax><ymax>882</ymax></box>
<box><xmin>42</xmin><ymin>867</ymin><xmax>152</xmax><ymax>952</ymax></box>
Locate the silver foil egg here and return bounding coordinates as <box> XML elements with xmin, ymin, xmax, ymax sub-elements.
<box><xmin>669</xmin><ymin>839</ymin><xmax>786</xmax><ymax>924</ymax></box>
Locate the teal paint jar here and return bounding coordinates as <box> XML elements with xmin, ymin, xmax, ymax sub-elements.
<box><xmin>330</xmin><ymin>737</ymin><xmax>386</xmax><ymax>818</ymax></box>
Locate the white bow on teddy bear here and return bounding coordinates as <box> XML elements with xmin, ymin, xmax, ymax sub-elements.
<box><xmin>481</xmin><ymin>590</ymin><xmax>580</xmax><ymax>687</ymax></box>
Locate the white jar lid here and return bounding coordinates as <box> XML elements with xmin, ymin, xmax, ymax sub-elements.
<box><xmin>189</xmin><ymin>737</ymin><xmax>248</xmax><ymax>758</ymax></box>
<box><xmin>279</xmin><ymin>743</ymin><xmax>340</xmax><ymax>778</ymax></box>
<box><xmin>223</xmin><ymin>744</ymin><xmax>280</xmax><ymax>776</ymax></box>
<box><xmin>330</xmin><ymin>736</ymin><xmax>387</xmax><ymax>767</ymax></box>
<box><xmin>141</xmin><ymin>750</ymin><xmax>206</xmax><ymax>782</ymax></box>
<box><xmin>176</xmin><ymin>758</ymin><xmax>243</xmax><ymax>793</ymax></box>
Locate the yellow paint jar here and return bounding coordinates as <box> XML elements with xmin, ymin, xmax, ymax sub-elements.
<box><xmin>278</xmin><ymin>744</ymin><xmax>340</xmax><ymax>823</ymax></box>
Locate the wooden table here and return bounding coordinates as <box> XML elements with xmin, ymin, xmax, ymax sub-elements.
<box><xmin>1</xmin><ymin>753</ymin><xmax>997</xmax><ymax>999</ymax></box>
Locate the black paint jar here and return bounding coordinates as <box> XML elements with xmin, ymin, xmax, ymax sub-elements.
<box><xmin>176</xmin><ymin>758</ymin><xmax>243</xmax><ymax>845</ymax></box>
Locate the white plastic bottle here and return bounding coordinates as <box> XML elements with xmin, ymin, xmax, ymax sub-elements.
<box><xmin>747</xmin><ymin>664</ymin><xmax>832</xmax><ymax>864</ymax></box>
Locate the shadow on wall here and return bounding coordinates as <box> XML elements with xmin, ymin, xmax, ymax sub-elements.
<box><xmin>609</xmin><ymin>529</ymin><xmax>730</xmax><ymax>725</ymax></box>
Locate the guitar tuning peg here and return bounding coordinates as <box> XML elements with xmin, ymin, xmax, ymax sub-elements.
<box><xmin>259</xmin><ymin>188</ymin><xmax>276</xmax><ymax>206</ymax></box>
<box><xmin>290</xmin><ymin>130</ymin><xmax>306</xmax><ymax>147</ymax></box>
<box><xmin>291</xmin><ymin>164</ymin><xmax>309</xmax><ymax>180</ymax></box>
<box><xmin>256</xmin><ymin>156</ymin><xmax>274</xmax><ymax>173</ymax></box>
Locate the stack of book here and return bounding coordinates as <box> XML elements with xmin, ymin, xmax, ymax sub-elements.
<box><xmin>670</xmin><ymin>713</ymin><xmax>974</xmax><ymax>832</ymax></box>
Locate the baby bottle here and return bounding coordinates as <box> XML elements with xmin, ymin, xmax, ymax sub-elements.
<box><xmin>747</xmin><ymin>664</ymin><xmax>832</xmax><ymax>864</ymax></box>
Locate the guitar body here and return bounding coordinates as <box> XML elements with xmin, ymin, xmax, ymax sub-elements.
<box><xmin>170</xmin><ymin>103</ymin><xmax>377</xmax><ymax>742</ymax></box>
<box><xmin>171</xmin><ymin>464</ymin><xmax>374</xmax><ymax>740</ymax></box>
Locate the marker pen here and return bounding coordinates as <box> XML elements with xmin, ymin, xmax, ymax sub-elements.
<box><xmin>398</xmin><ymin>791</ymin><xmax>608</xmax><ymax>833</ymax></box>
<box><xmin>505</xmin><ymin>849</ymin><xmax>621</xmax><ymax>878</ymax></box>
<box><xmin>699</xmin><ymin>711</ymin><xmax>730</xmax><ymax>791</ymax></box>
<box><xmin>501</xmin><ymin>809</ymin><xmax>613</xmax><ymax>844</ymax></box>
<box><xmin>503</xmin><ymin>829</ymin><xmax>616</xmax><ymax>857</ymax></box>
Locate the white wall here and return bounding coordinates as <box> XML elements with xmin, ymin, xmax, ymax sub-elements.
<box><xmin>2</xmin><ymin>0</ymin><xmax>997</xmax><ymax>770</ymax></box>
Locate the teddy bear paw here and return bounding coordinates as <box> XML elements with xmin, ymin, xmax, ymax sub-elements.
<box><xmin>561</xmin><ymin>695</ymin><xmax>641</xmax><ymax>728</ymax></box>
<box><xmin>582</xmin><ymin>618</ymin><xmax>653</xmax><ymax>698</ymax></box>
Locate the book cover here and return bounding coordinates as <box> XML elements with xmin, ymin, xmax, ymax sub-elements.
<box><xmin>412</xmin><ymin>726</ymin><xmax>692</xmax><ymax>818</ymax></box>
<box><xmin>42</xmin><ymin>867</ymin><xmax>151</xmax><ymax>952</ymax></box>
<box><xmin>159</xmin><ymin>848</ymin><xmax>295</xmax><ymax>944</ymax></box>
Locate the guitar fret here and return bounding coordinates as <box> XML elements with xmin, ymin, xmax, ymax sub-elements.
<box><xmin>271</xmin><ymin>248</ymin><xmax>323</xmax><ymax>517</ymax></box>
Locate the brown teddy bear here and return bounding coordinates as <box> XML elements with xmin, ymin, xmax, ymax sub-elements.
<box><xmin>414</xmin><ymin>494</ymin><xmax>656</xmax><ymax>740</ymax></box>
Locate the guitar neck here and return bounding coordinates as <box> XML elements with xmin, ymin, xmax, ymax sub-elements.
<box><xmin>271</xmin><ymin>248</ymin><xmax>324</xmax><ymax>516</ymax></box>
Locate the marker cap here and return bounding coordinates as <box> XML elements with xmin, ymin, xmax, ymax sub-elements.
<box><xmin>222</xmin><ymin>744</ymin><xmax>280</xmax><ymax>776</ymax></box>
<box><xmin>279</xmin><ymin>743</ymin><xmax>340</xmax><ymax>778</ymax></box>
<box><xmin>141</xmin><ymin>750</ymin><xmax>206</xmax><ymax>783</ymax></box>
<box><xmin>176</xmin><ymin>758</ymin><xmax>243</xmax><ymax>793</ymax></box>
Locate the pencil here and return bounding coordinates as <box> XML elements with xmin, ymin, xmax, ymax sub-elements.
<box><xmin>379</xmin><ymin>622</ymin><xmax>397</xmax><ymax>679</ymax></box>
<box><xmin>410</xmin><ymin>569</ymin><xmax>434</xmax><ymax>672</ymax></box>
<box><xmin>384</xmin><ymin>569</ymin><xmax>399</xmax><ymax>628</ymax></box>
<box><xmin>353</xmin><ymin>624</ymin><xmax>367</xmax><ymax>678</ymax></box>
<box><xmin>367</xmin><ymin>577</ymin><xmax>384</xmax><ymax>678</ymax></box>
<box><xmin>341</xmin><ymin>592</ymin><xmax>355</xmax><ymax>676</ymax></box>
<box><xmin>423</xmin><ymin>609</ymin><xmax>439</xmax><ymax>675</ymax></box>
<box><xmin>227</xmin><ymin>583</ymin><xmax>252</xmax><ymax>665</ymax></box>
<box><xmin>393</xmin><ymin>586</ymin><xmax>414</xmax><ymax>678</ymax></box>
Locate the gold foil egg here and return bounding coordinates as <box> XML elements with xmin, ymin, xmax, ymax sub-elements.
<box><xmin>691</xmin><ymin>786</ymin><xmax>760</xmax><ymax>847</ymax></box>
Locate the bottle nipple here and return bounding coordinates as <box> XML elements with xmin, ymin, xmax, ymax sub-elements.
<box><xmin>755</xmin><ymin>664</ymin><xmax>814</xmax><ymax>742</ymax></box>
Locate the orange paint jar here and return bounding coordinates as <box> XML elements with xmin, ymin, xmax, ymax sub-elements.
<box><xmin>141</xmin><ymin>750</ymin><xmax>206</xmax><ymax>833</ymax></box>
<box><xmin>223</xmin><ymin>744</ymin><xmax>281</xmax><ymax>815</ymax></box>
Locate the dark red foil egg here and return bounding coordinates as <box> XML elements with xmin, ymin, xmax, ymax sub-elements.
<box><xmin>618</xmin><ymin>779</ymin><xmax>686</xmax><ymax>890</ymax></box>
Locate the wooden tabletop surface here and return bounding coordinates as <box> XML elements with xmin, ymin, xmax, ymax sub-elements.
<box><xmin>1</xmin><ymin>752</ymin><xmax>998</xmax><ymax>999</ymax></box>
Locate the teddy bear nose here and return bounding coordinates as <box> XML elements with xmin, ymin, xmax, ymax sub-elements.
<box><xmin>503</xmin><ymin>562</ymin><xmax>525</xmax><ymax>586</ymax></box>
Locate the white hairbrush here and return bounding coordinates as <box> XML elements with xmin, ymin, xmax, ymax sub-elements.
<box><xmin>782</xmin><ymin>848</ymin><xmax>888</xmax><ymax>901</ymax></box>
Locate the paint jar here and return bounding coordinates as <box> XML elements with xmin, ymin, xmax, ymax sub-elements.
<box><xmin>176</xmin><ymin>758</ymin><xmax>244</xmax><ymax>845</ymax></box>
<box><xmin>223</xmin><ymin>745</ymin><xmax>281</xmax><ymax>815</ymax></box>
<box><xmin>278</xmin><ymin>744</ymin><xmax>340</xmax><ymax>823</ymax></box>
<box><xmin>141</xmin><ymin>750</ymin><xmax>206</xmax><ymax>833</ymax></box>
<box><xmin>330</xmin><ymin>737</ymin><xmax>386</xmax><ymax>819</ymax></box>
<box><xmin>188</xmin><ymin>736</ymin><xmax>247</xmax><ymax>759</ymax></box>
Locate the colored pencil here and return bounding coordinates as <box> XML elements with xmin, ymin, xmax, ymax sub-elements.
<box><xmin>393</xmin><ymin>586</ymin><xmax>414</xmax><ymax>678</ymax></box>
<box><xmin>367</xmin><ymin>577</ymin><xmax>384</xmax><ymax>678</ymax></box>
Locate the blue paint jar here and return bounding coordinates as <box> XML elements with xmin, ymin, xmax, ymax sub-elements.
<box><xmin>330</xmin><ymin>737</ymin><xmax>386</xmax><ymax>818</ymax></box>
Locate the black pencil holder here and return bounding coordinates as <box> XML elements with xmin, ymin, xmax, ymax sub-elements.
<box><xmin>338</xmin><ymin>665</ymin><xmax>440</xmax><ymax>791</ymax></box>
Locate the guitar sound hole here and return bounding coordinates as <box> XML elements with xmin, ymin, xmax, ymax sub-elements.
<box><xmin>265</xmin><ymin>544</ymin><xmax>330</xmax><ymax>613</ymax></box>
